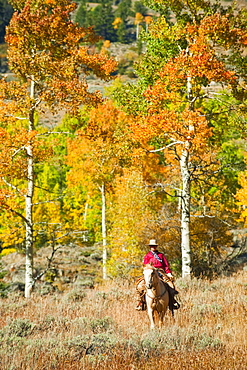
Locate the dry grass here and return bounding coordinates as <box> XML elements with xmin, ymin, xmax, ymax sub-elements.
<box><xmin>0</xmin><ymin>271</ymin><xmax>246</xmax><ymax>369</ymax></box>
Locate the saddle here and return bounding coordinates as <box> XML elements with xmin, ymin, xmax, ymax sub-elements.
<box><xmin>135</xmin><ymin>276</ymin><xmax>144</xmax><ymax>285</ymax></box>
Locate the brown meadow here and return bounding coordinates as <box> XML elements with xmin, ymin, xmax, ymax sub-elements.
<box><xmin>0</xmin><ymin>271</ymin><xmax>246</xmax><ymax>369</ymax></box>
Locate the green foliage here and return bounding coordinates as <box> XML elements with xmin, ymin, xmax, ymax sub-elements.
<box><xmin>110</xmin><ymin>16</ymin><xmax>181</xmax><ymax>111</ymax></box>
<box><xmin>134</xmin><ymin>1</ymin><xmax>147</xmax><ymax>15</ymax></box>
<box><xmin>80</xmin><ymin>0</ymin><xmax>117</xmax><ymax>42</ymax></box>
<box><xmin>109</xmin><ymin>81</ymin><xmax>148</xmax><ymax>116</ymax></box>
<box><xmin>142</xmin><ymin>0</ymin><xmax>170</xmax><ymax>17</ymax></box>
<box><xmin>114</xmin><ymin>0</ymin><xmax>135</xmax><ymax>43</ymax></box>
<box><xmin>75</xmin><ymin>0</ymin><xmax>139</xmax><ymax>43</ymax></box>
<box><xmin>135</xmin><ymin>16</ymin><xmax>181</xmax><ymax>84</ymax></box>
<box><xmin>219</xmin><ymin>141</ymin><xmax>245</xmax><ymax>191</ymax></box>
<box><xmin>75</xmin><ymin>0</ymin><xmax>88</xmax><ymax>27</ymax></box>
<box><xmin>202</xmin><ymin>94</ymin><xmax>246</xmax><ymax>205</ymax></box>
<box><xmin>115</xmin><ymin>20</ymin><xmax>129</xmax><ymax>43</ymax></box>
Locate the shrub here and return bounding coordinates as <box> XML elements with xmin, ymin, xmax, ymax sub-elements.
<box><xmin>64</xmin><ymin>289</ymin><xmax>87</xmax><ymax>302</ymax></box>
<box><xmin>89</xmin><ymin>317</ymin><xmax>113</xmax><ymax>334</ymax></box>
<box><xmin>3</xmin><ymin>318</ymin><xmax>34</xmax><ymax>337</ymax></box>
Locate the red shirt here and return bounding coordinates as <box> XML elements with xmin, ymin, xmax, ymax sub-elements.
<box><xmin>143</xmin><ymin>250</ymin><xmax>171</xmax><ymax>274</ymax></box>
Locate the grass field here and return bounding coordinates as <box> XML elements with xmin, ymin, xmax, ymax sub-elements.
<box><xmin>0</xmin><ymin>270</ymin><xmax>246</xmax><ymax>369</ymax></box>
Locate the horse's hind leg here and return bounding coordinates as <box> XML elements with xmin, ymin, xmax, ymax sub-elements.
<box><xmin>158</xmin><ymin>306</ymin><xmax>169</xmax><ymax>328</ymax></box>
<box><xmin>158</xmin><ymin>312</ymin><xmax>164</xmax><ymax>328</ymax></box>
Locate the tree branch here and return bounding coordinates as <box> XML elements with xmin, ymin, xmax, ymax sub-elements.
<box><xmin>37</xmin><ymin>131</ymin><xmax>73</xmax><ymax>136</ymax></box>
<box><xmin>148</xmin><ymin>140</ymin><xmax>184</xmax><ymax>153</ymax></box>
<box><xmin>1</xmin><ymin>177</ymin><xmax>23</xmax><ymax>195</ymax></box>
<box><xmin>8</xmin><ymin>207</ymin><xmax>30</xmax><ymax>226</ymax></box>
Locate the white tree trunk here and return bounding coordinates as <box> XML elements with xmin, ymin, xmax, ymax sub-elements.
<box><xmin>180</xmin><ymin>145</ymin><xmax>191</xmax><ymax>279</ymax></box>
<box><xmin>25</xmin><ymin>77</ymin><xmax>35</xmax><ymax>298</ymax></box>
<box><xmin>25</xmin><ymin>143</ymin><xmax>34</xmax><ymax>298</ymax></box>
<box><xmin>136</xmin><ymin>24</ymin><xmax>140</xmax><ymax>39</ymax></box>
<box><xmin>100</xmin><ymin>183</ymin><xmax>107</xmax><ymax>279</ymax></box>
<box><xmin>178</xmin><ymin>72</ymin><xmax>194</xmax><ymax>279</ymax></box>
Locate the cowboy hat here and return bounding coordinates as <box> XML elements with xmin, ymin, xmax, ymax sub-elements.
<box><xmin>148</xmin><ymin>239</ymin><xmax>158</xmax><ymax>246</ymax></box>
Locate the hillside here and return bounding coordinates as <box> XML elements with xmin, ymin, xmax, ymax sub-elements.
<box><xmin>0</xmin><ymin>242</ymin><xmax>102</xmax><ymax>296</ymax></box>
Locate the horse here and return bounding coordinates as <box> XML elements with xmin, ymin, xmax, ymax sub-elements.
<box><xmin>143</xmin><ymin>264</ymin><xmax>169</xmax><ymax>329</ymax></box>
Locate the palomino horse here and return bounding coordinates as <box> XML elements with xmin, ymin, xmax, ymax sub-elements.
<box><xmin>143</xmin><ymin>264</ymin><xmax>169</xmax><ymax>329</ymax></box>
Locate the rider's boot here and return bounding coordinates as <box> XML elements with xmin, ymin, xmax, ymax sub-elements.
<box><xmin>167</xmin><ymin>287</ymin><xmax>180</xmax><ymax>311</ymax></box>
<box><xmin>173</xmin><ymin>298</ymin><xmax>180</xmax><ymax>310</ymax></box>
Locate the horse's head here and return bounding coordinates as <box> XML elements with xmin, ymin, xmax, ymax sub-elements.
<box><xmin>143</xmin><ymin>265</ymin><xmax>158</xmax><ymax>289</ymax></box>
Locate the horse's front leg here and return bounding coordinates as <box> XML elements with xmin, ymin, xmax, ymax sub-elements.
<box><xmin>147</xmin><ymin>307</ymin><xmax>155</xmax><ymax>329</ymax></box>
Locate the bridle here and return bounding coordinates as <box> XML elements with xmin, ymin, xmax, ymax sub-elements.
<box><xmin>144</xmin><ymin>267</ymin><xmax>166</xmax><ymax>300</ymax></box>
<box><xmin>144</xmin><ymin>268</ymin><xmax>155</xmax><ymax>290</ymax></box>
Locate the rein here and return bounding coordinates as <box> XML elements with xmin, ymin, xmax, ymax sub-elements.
<box><xmin>146</xmin><ymin>287</ymin><xmax>166</xmax><ymax>300</ymax></box>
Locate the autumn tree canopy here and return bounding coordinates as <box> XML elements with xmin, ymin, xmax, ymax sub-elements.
<box><xmin>1</xmin><ymin>0</ymin><xmax>247</xmax><ymax>286</ymax></box>
<box><xmin>67</xmin><ymin>100</ymin><xmax>136</xmax><ymax>278</ymax></box>
<box><xmin>111</xmin><ymin>0</ymin><xmax>247</xmax><ymax>277</ymax></box>
<box><xmin>0</xmin><ymin>0</ymin><xmax>116</xmax><ymax>296</ymax></box>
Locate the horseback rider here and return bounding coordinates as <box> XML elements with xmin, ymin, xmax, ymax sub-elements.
<box><xmin>135</xmin><ymin>239</ymin><xmax>180</xmax><ymax>311</ymax></box>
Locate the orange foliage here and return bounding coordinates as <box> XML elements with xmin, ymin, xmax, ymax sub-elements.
<box><xmin>130</xmin><ymin>109</ymin><xmax>212</xmax><ymax>159</ymax></box>
<box><xmin>5</xmin><ymin>0</ymin><xmax>117</xmax><ymax>113</ymax></box>
<box><xmin>129</xmin><ymin>8</ymin><xmax>242</xmax><ymax>182</ymax></box>
<box><xmin>67</xmin><ymin>101</ymin><xmax>133</xmax><ymax>190</ymax></box>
